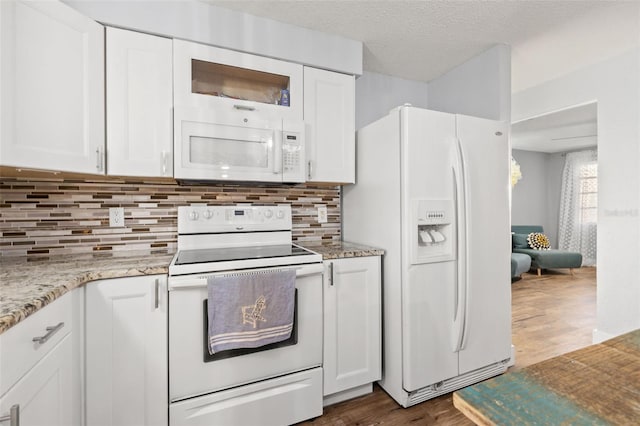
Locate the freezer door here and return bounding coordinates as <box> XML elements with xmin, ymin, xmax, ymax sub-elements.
<box><xmin>400</xmin><ymin>107</ymin><xmax>459</xmax><ymax>391</ymax></box>
<box><xmin>455</xmin><ymin>115</ymin><xmax>512</xmax><ymax>374</ymax></box>
<box><xmin>402</xmin><ymin>262</ymin><xmax>459</xmax><ymax>391</ymax></box>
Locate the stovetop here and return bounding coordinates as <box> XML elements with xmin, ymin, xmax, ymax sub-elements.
<box><xmin>170</xmin><ymin>205</ymin><xmax>322</xmax><ymax>276</ymax></box>
<box><xmin>174</xmin><ymin>244</ymin><xmax>316</xmax><ymax>265</ymax></box>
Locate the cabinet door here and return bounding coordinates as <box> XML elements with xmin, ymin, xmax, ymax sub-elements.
<box><xmin>86</xmin><ymin>275</ymin><xmax>168</xmax><ymax>426</ymax></box>
<box><xmin>304</xmin><ymin>67</ymin><xmax>355</xmax><ymax>184</ymax></box>
<box><xmin>106</xmin><ymin>27</ymin><xmax>173</xmax><ymax>177</ymax></box>
<box><xmin>0</xmin><ymin>335</ymin><xmax>74</xmax><ymax>426</ymax></box>
<box><xmin>323</xmin><ymin>256</ymin><xmax>381</xmax><ymax>396</ymax></box>
<box><xmin>173</xmin><ymin>39</ymin><xmax>303</xmax><ymax>121</ymax></box>
<box><xmin>0</xmin><ymin>0</ymin><xmax>105</xmax><ymax>174</ymax></box>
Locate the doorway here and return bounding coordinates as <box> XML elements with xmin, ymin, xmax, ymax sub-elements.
<box><xmin>509</xmin><ymin>101</ymin><xmax>598</xmax><ymax>366</ymax></box>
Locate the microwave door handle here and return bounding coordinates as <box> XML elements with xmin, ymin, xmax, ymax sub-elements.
<box><xmin>273</xmin><ymin>131</ymin><xmax>283</xmax><ymax>175</ymax></box>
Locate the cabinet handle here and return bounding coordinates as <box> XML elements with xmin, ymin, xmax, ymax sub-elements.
<box><xmin>307</xmin><ymin>160</ymin><xmax>312</xmax><ymax>180</ymax></box>
<box><xmin>328</xmin><ymin>262</ymin><xmax>334</xmax><ymax>286</ymax></box>
<box><xmin>154</xmin><ymin>279</ymin><xmax>160</xmax><ymax>309</ymax></box>
<box><xmin>32</xmin><ymin>322</ymin><xmax>64</xmax><ymax>345</ymax></box>
<box><xmin>95</xmin><ymin>147</ymin><xmax>103</xmax><ymax>172</ymax></box>
<box><xmin>161</xmin><ymin>151</ymin><xmax>168</xmax><ymax>176</ymax></box>
<box><xmin>233</xmin><ymin>104</ymin><xmax>255</xmax><ymax>111</ymax></box>
<box><xmin>0</xmin><ymin>404</ymin><xmax>19</xmax><ymax>426</ymax></box>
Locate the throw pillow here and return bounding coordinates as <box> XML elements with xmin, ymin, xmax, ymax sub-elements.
<box><xmin>512</xmin><ymin>233</ymin><xmax>529</xmax><ymax>249</ymax></box>
<box><xmin>527</xmin><ymin>232</ymin><xmax>550</xmax><ymax>250</ymax></box>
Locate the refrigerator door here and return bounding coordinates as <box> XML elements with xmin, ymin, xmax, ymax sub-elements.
<box><xmin>400</xmin><ymin>107</ymin><xmax>459</xmax><ymax>391</ymax></box>
<box><xmin>455</xmin><ymin>115</ymin><xmax>512</xmax><ymax>374</ymax></box>
<box><xmin>402</xmin><ymin>262</ymin><xmax>458</xmax><ymax>391</ymax></box>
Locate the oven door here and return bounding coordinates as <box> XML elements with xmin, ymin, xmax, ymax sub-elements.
<box><xmin>168</xmin><ymin>262</ymin><xmax>323</xmax><ymax>402</ymax></box>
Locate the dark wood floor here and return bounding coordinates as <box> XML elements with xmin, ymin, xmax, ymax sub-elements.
<box><xmin>300</xmin><ymin>267</ymin><xmax>597</xmax><ymax>425</ymax></box>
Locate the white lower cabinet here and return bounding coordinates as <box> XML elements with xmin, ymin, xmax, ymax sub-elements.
<box><xmin>0</xmin><ymin>290</ymin><xmax>83</xmax><ymax>426</ymax></box>
<box><xmin>85</xmin><ymin>275</ymin><xmax>168</xmax><ymax>426</ymax></box>
<box><xmin>323</xmin><ymin>256</ymin><xmax>381</xmax><ymax>404</ymax></box>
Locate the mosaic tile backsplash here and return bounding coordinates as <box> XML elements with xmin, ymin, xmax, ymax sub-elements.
<box><xmin>0</xmin><ymin>175</ymin><xmax>341</xmax><ymax>258</ymax></box>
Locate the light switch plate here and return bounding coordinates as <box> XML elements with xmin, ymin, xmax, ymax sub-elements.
<box><xmin>109</xmin><ymin>207</ymin><xmax>125</xmax><ymax>227</ymax></box>
<box><xmin>317</xmin><ymin>206</ymin><xmax>327</xmax><ymax>223</ymax></box>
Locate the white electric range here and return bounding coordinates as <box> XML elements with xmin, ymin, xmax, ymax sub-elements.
<box><xmin>168</xmin><ymin>204</ymin><xmax>324</xmax><ymax>426</ymax></box>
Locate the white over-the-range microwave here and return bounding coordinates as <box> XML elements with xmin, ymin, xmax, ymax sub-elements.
<box><xmin>174</xmin><ymin>107</ymin><xmax>305</xmax><ymax>183</ymax></box>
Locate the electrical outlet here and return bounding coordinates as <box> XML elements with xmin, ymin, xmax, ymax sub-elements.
<box><xmin>109</xmin><ymin>207</ymin><xmax>125</xmax><ymax>227</ymax></box>
<box><xmin>317</xmin><ymin>206</ymin><xmax>328</xmax><ymax>223</ymax></box>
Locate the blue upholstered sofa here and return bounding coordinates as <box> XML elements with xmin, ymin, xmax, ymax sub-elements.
<box><xmin>511</xmin><ymin>225</ymin><xmax>583</xmax><ymax>276</ymax></box>
<box><xmin>511</xmin><ymin>253</ymin><xmax>531</xmax><ymax>280</ymax></box>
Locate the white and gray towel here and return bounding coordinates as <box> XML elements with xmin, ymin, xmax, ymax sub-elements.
<box><xmin>207</xmin><ymin>269</ymin><xmax>296</xmax><ymax>355</ymax></box>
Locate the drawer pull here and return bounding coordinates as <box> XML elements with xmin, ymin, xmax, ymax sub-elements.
<box><xmin>233</xmin><ymin>104</ymin><xmax>255</xmax><ymax>111</ymax></box>
<box><xmin>32</xmin><ymin>322</ymin><xmax>64</xmax><ymax>345</ymax></box>
<box><xmin>0</xmin><ymin>404</ymin><xmax>19</xmax><ymax>426</ymax></box>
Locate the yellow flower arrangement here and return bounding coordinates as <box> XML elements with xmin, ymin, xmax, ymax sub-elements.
<box><xmin>511</xmin><ymin>156</ymin><xmax>522</xmax><ymax>187</ymax></box>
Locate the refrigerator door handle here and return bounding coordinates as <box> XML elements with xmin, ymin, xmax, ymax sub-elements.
<box><xmin>452</xmin><ymin>137</ymin><xmax>469</xmax><ymax>353</ymax></box>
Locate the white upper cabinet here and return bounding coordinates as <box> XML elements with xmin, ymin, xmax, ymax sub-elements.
<box><xmin>173</xmin><ymin>39</ymin><xmax>303</xmax><ymax>121</ymax></box>
<box><xmin>0</xmin><ymin>0</ymin><xmax>105</xmax><ymax>174</ymax></box>
<box><xmin>106</xmin><ymin>27</ymin><xmax>173</xmax><ymax>177</ymax></box>
<box><xmin>304</xmin><ymin>67</ymin><xmax>355</xmax><ymax>184</ymax></box>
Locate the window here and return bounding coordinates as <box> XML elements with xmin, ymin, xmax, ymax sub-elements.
<box><xmin>579</xmin><ymin>162</ymin><xmax>597</xmax><ymax>224</ymax></box>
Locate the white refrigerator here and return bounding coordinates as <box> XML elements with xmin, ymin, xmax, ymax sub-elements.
<box><xmin>343</xmin><ymin>106</ymin><xmax>513</xmax><ymax>407</ymax></box>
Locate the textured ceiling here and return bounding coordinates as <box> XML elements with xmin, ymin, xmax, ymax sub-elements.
<box><xmin>203</xmin><ymin>0</ymin><xmax>639</xmax><ymax>91</ymax></box>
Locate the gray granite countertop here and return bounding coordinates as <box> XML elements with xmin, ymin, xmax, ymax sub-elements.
<box><xmin>300</xmin><ymin>241</ymin><xmax>384</xmax><ymax>260</ymax></box>
<box><xmin>0</xmin><ymin>250</ymin><xmax>174</xmax><ymax>334</ymax></box>
<box><xmin>0</xmin><ymin>242</ymin><xmax>384</xmax><ymax>334</ymax></box>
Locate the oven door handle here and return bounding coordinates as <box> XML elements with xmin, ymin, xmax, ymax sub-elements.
<box><xmin>169</xmin><ymin>263</ymin><xmax>324</xmax><ymax>290</ymax></box>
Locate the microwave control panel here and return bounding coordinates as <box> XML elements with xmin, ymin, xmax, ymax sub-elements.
<box><xmin>282</xmin><ymin>122</ymin><xmax>305</xmax><ymax>182</ymax></box>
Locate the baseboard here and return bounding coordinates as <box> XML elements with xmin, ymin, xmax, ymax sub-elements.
<box><xmin>593</xmin><ymin>328</ymin><xmax>615</xmax><ymax>343</ymax></box>
<box><xmin>323</xmin><ymin>383</ymin><xmax>373</xmax><ymax>407</ymax></box>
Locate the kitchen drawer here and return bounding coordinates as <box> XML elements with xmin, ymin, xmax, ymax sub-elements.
<box><xmin>0</xmin><ymin>291</ymin><xmax>72</xmax><ymax>396</ymax></box>
<box><xmin>170</xmin><ymin>367</ymin><xmax>322</xmax><ymax>426</ymax></box>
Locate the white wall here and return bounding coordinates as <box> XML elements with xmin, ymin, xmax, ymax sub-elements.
<box><xmin>428</xmin><ymin>44</ymin><xmax>511</xmax><ymax>122</ymax></box>
<box><xmin>512</xmin><ymin>48</ymin><xmax>640</xmax><ymax>341</ymax></box>
<box><xmin>512</xmin><ymin>150</ymin><xmax>552</xmax><ymax>244</ymax></box>
<box><xmin>355</xmin><ymin>45</ymin><xmax>511</xmax><ymax>129</ymax></box>
<box><xmin>64</xmin><ymin>0</ymin><xmax>362</xmax><ymax>75</ymax></box>
<box><xmin>355</xmin><ymin>71</ymin><xmax>429</xmax><ymax>129</ymax></box>
<box><xmin>511</xmin><ymin>150</ymin><xmax>565</xmax><ymax>248</ymax></box>
<box><xmin>546</xmin><ymin>152</ymin><xmax>565</xmax><ymax>248</ymax></box>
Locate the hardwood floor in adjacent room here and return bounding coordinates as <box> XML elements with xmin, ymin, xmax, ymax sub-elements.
<box><xmin>300</xmin><ymin>267</ymin><xmax>597</xmax><ymax>425</ymax></box>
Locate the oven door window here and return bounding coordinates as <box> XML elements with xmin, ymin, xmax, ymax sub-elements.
<box><xmin>202</xmin><ymin>290</ymin><xmax>298</xmax><ymax>362</ymax></box>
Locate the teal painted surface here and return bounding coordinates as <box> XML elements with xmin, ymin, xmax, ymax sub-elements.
<box><xmin>457</xmin><ymin>371</ymin><xmax>610</xmax><ymax>425</ymax></box>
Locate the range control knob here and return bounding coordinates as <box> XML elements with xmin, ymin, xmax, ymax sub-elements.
<box><xmin>264</xmin><ymin>209</ymin><xmax>273</xmax><ymax>219</ymax></box>
<box><xmin>203</xmin><ymin>210</ymin><xmax>213</xmax><ymax>219</ymax></box>
<box><xmin>276</xmin><ymin>210</ymin><xmax>285</xmax><ymax>219</ymax></box>
<box><xmin>189</xmin><ymin>211</ymin><xmax>199</xmax><ymax>221</ymax></box>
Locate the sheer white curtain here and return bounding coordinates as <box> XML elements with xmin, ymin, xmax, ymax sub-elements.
<box><xmin>558</xmin><ymin>149</ymin><xmax>597</xmax><ymax>266</ymax></box>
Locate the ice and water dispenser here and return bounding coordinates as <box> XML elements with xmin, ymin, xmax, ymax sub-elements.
<box><xmin>411</xmin><ymin>199</ymin><xmax>456</xmax><ymax>264</ymax></box>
